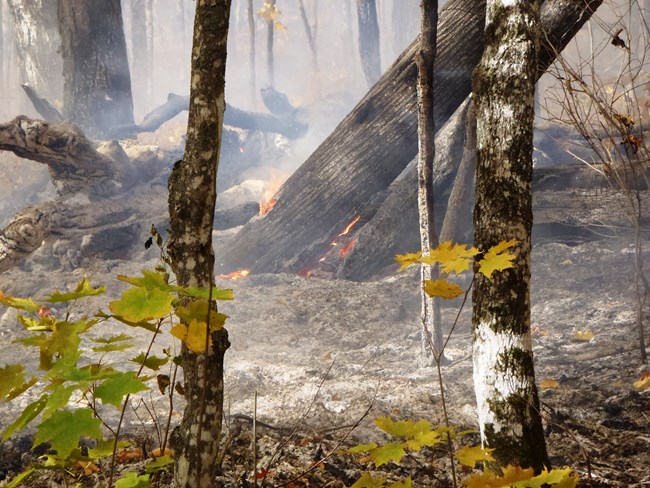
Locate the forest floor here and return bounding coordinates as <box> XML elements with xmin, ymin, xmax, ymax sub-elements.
<box><xmin>0</xmin><ymin>234</ymin><xmax>649</xmax><ymax>487</ymax></box>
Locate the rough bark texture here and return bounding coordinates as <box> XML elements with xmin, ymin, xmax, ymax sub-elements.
<box><xmin>7</xmin><ymin>0</ymin><xmax>63</xmax><ymax>101</ymax></box>
<box><xmin>339</xmin><ymin>0</ymin><xmax>604</xmax><ymax>281</ymax></box>
<box><xmin>472</xmin><ymin>0</ymin><xmax>549</xmax><ymax>471</ymax></box>
<box><xmin>57</xmin><ymin>0</ymin><xmax>134</xmax><ymax>138</ymax></box>
<box><xmin>416</xmin><ymin>0</ymin><xmax>442</xmax><ymax>357</ymax></box>
<box><xmin>167</xmin><ymin>1</ymin><xmax>232</xmax><ymax>486</ymax></box>
<box><xmin>215</xmin><ymin>0</ymin><xmax>487</xmax><ymax>275</ymax></box>
<box><xmin>0</xmin><ymin>116</ymin><xmax>120</xmax><ymax>197</ymax></box>
<box><xmin>356</xmin><ymin>0</ymin><xmax>381</xmax><ymax>86</ymax></box>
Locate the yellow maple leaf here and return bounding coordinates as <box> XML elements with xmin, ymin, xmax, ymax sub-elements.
<box><xmin>478</xmin><ymin>240</ymin><xmax>518</xmax><ymax>279</ymax></box>
<box><xmin>258</xmin><ymin>2</ymin><xmax>280</xmax><ymax>21</ymax></box>
<box><xmin>422</xmin><ymin>241</ymin><xmax>479</xmax><ymax>274</ymax></box>
<box><xmin>274</xmin><ymin>21</ymin><xmax>287</xmax><ymax>31</ymax></box>
<box><xmin>498</xmin><ymin>465</ymin><xmax>536</xmax><ymax>485</ymax></box>
<box><xmin>395</xmin><ymin>251</ymin><xmax>422</xmax><ymax>271</ymax></box>
<box><xmin>423</xmin><ymin>279</ymin><xmax>464</xmax><ymax>299</ymax></box>
<box><xmin>540</xmin><ymin>379</ymin><xmax>560</xmax><ymax>389</ymax></box>
<box><xmin>455</xmin><ymin>446</ymin><xmax>495</xmax><ymax>468</ymax></box>
<box><xmin>634</xmin><ymin>375</ymin><xmax>650</xmax><ymax>389</ymax></box>
<box><xmin>170</xmin><ymin>320</ymin><xmax>210</xmax><ymax>353</ymax></box>
<box><xmin>572</xmin><ymin>330</ymin><xmax>593</xmax><ymax>341</ymax></box>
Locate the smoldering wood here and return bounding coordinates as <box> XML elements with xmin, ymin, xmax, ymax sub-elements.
<box><xmin>215</xmin><ymin>0</ymin><xmax>487</xmax><ymax>275</ymax></box>
<box><xmin>214</xmin><ymin>0</ymin><xmax>604</xmax><ymax>277</ymax></box>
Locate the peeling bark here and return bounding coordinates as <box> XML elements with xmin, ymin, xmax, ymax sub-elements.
<box><xmin>167</xmin><ymin>1</ymin><xmax>232</xmax><ymax>486</ymax></box>
<box><xmin>472</xmin><ymin>0</ymin><xmax>548</xmax><ymax>471</ymax></box>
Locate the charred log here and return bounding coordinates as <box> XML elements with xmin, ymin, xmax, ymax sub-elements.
<box><xmin>214</xmin><ymin>0</ymin><xmax>603</xmax><ymax>277</ymax></box>
<box><xmin>0</xmin><ymin>116</ymin><xmax>121</xmax><ymax>197</ymax></box>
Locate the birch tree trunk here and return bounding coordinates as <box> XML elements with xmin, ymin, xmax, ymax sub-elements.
<box><xmin>356</xmin><ymin>0</ymin><xmax>381</xmax><ymax>86</ymax></box>
<box><xmin>472</xmin><ymin>0</ymin><xmax>549</xmax><ymax>471</ymax></box>
<box><xmin>416</xmin><ymin>0</ymin><xmax>441</xmax><ymax>359</ymax></box>
<box><xmin>167</xmin><ymin>0</ymin><xmax>232</xmax><ymax>486</ymax></box>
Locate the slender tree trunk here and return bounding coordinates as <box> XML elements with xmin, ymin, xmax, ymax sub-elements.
<box><xmin>266</xmin><ymin>0</ymin><xmax>276</xmax><ymax>87</ymax></box>
<box><xmin>343</xmin><ymin>0</ymin><xmax>355</xmax><ymax>77</ymax></box>
<box><xmin>472</xmin><ymin>0</ymin><xmax>549</xmax><ymax>471</ymax></box>
<box><xmin>57</xmin><ymin>0</ymin><xmax>134</xmax><ymax>138</ymax></box>
<box><xmin>248</xmin><ymin>0</ymin><xmax>257</xmax><ymax>108</ymax></box>
<box><xmin>391</xmin><ymin>0</ymin><xmax>418</xmax><ymax>58</ymax></box>
<box><xmin>356</xmin><ymin>0</ymin><xmax>380</xmax><ymax>86</ymax></box>
<box><xmin>167</xmin><ymin>0</ymin><xmax>232</xmax><ymax>486</ymax></box>
<box><xmin>297</xmin><ymin>0</ymin><xmax>319</xmax><ymax>71</ymax></box>
<box><xmin>416</xmin><ymin>0</ymin><xmax>441</xmax><ymax>359</ymax></box>
<box><xmin>145</xmin><ymin>0</ymin><xmax>154</xmax><ymax>108</ymax></box>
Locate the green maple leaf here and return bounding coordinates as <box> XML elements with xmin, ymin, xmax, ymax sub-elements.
<box><xmin>404</xmin><ymin>428</ymin><xmax>449</xmax><ymax>450</ymax></box>
<box><xmin>370</xmin><ymin>442</ymin><xmax>406</xmax><ymax>467</ymax></box>
<box><xmin>45</xmin><ymin>277</ymin><xmax>106</xmax><ymax>303</ymax></box>
<box><xmin>115</xmin><ymin>471</ymin><xmax>151</xmax><ymax>488</ymax></box>
<box><xmin>0</xmin><ymin>364</ymin><xmax>26</xmax><ymax>401</ymax></box>
<box><xmin>118</xmin><ymin>269</ymin><xmax>180</xmax><ymax>293</ymax></box>
<box><xmin>109</xmin><ymin>287</ymin><xmax>174</xmax><ymax>322</ymax></box>
<box><xmin>388</xmin><ymin>479</ymin><xmax>412</xmax><ymax>488</ymax></box>
<box><xmin>43</xmin><ymin>384</ymin><xmax>77</xmax><ymax>417</ymax></box>
<box><xmin>145</xmin><ymin>455</ymin><xmax>174</xmax><ymax>473</ymax></box>
<box><xmin>94</xmin><ymin>371</ymin><xmax>149</xmax><ymax>408</ymax></box>
<box><xmin>2</xmin><ymin>396</ymin><xmax>48</xmax><ymax>440</ymax></box>
<box><xmin>0</xmin><ymin>290</ymin><xmax>40</xmax><ymax>313</ymax></box>
<box><xmin>348</xmin><ymin>442</ymin><xmax>378</xmax><ymax>453</ymax></box>
<box><xmin>88</xmin><ymin>438</ymin><xmax>131</xmax><ymax>459</ymax></box>
<box><xmin>130</xmin><ymin>353</ymin><xmax>169</xmax><ymax>371</ymax></box>
<box><xmin>33</xmin><ymin>408</ymin><xmax>102</xmax><ymax>459</ymax></box>
<box><xmin>179</xmin><ymin>286</ymin><xmax>233</xmax><ymax>301</ymax></box>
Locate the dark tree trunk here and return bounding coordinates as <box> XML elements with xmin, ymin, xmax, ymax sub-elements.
<box><xmin>167</xmin><ymin>0</ymin><xmax>232</xmax><ymax>486</ymax></box>
<box><xmin>297</xmin><ymin>0</ymin><xmax>319</xmax><ymax>72</ymax></box>
<box><xmin>472</xmin><ymin>0</ymin><xmax>548</xmax><ymax>471</ymax></box>
<box><xmin>356</xmin><ymin>0</ymin><xmax>381</xmax><ymax>86</ymax></box>
<box><xmin>57</xmin><ymin>0</ymin><xmax>135</xmax><ymax>138</ymax></box>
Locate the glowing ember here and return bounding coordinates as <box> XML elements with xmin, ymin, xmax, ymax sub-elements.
<box><xmin>338</xmin><ymin>239</ymin><xmax>357</xmax><ymax>257</ymax></box>
<box><xmin>217</xmin><ymin>269</ymin><xmax>250</xmax><ymax>279</ymax></box>
<box><xmin>259</xmin><ymin>197</ymin><xmax>278</xmax><ymax>216</ymax></box>
<box><xmin>338</xmin><ymin>215</ymin><xmax>361</xmax><ymax>236</ymax></box>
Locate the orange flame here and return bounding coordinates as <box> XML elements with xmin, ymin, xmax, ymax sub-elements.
<box><xmin>338</xmin><ymin>239</ymin><xmax>357</xmax><ymax>257</ymax></box>
<box><xmin>259</xmin><ymin>197</ymin><xmax>278</xmax><ymax>216</ymax></box>
<box><xmin>338</xmin><ymin>215</ymin><xmax>361</xmax><ymax>236</ymax></box>
<box><xmin>217</xmin><ymin>269</ymin><xmax>250</xmax><ymax>279</ymax></box>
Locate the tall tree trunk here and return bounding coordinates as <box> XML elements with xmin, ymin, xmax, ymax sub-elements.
<box><xmin>416</xmin><ymin>0</ymin><xmax>441</xmax><ymax>358</ymax></box>
<box><xmin>130</xmin><ymin>0</ymin><xmax>153</xmax><ymax>115</ymax></box>
<box><xmin>167</xmin><ymin>0</ymin><xmax>232</xmax><ymax>486</ymax></box>
<box><xmin>248</xmin><ymin>0</ymin><xmax>257</xmax><ymax>108</ymax></box>
<box><xmin>7</xmin><ymin>0</ymin><xmax>63</xmax><ymax>102</ymax></box>
<box><xmin>297</xmin><ymin>0</ymin><xmax>319</xmax><ymax>72</ymax></box>
<box><xmin>266</xmin><ymin>0</ymin><xmax>276</xmax><ymax>87</ymax></box>
<box><xmin>472</xmin><ymin>0</ymin><xmax>549</xmax><ymax>471</ymax></box>
<box><xmin>356</xmin><ymin>0</ymin><xmax>380</xmax><ymax>86</ymax></box>
<box><xmin>57</xmin><ymin>0</ymin><xmax>134</xmax><ymax>138</ymax></box>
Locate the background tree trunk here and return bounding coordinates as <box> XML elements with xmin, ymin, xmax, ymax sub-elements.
<box><xmin>7</xmin><ymin>0</ymin><xmax>63</xmax><ymax>102</ymax></box>
<box><xmin>57</xmin><ymin>0</ymin><xmax>134</xmax><ymax>138</ymax></box>
<box><xmin>266</xmin><ymin>0</ymin><xmax>276</xmax><ymax>87</ymax></box>
<box><xmin>248</xmin><ymin>0</ymin><xmax>257</xmax><ymax>108</ymax></box>
<box><xmin>356</xmin><ymin>0</ymin><xmax>381</xmax><ymax>86</ymax></box>
<box><xmin>297</xmin><ymin>0</ymin><xmax>319</xmax><ymax>72</ymax></box>
<box><xmin>472</xmin><ymin>0</ymin><xmax>549</xmax><ymax>471</ymax></box>
<box><xmin>391</xmin><ymin>0</ymin><xmax>418</xmax><ymax>59</ymax></box>
<box><xmin>167</xmin><ymin>0</ymin><xmax>232</xmax><ymax>486</ymax></box>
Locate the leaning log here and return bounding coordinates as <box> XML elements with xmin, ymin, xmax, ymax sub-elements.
<box><xmin>215</xmin><ymin>0</ymin><xmax>603</xmax><ymax>275</ymax></box>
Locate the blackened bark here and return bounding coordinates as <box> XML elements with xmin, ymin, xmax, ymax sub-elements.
<box><xmin>472</xmin><ymin>0</ymin><xmax>549</xmax><ymax>471</ymax></box>
<box><xmin>57</xmin><ymin>0</ymin><xmax>134</xmax><ymax>138</ymax></box>
<box><xmin>356</xmin><ymin>0</ymin><xmax>381</xmax><ymax>86</ymax></box>
<box><xmin>167</xmin><ymin>1</ymin><xmax>232</xmax><ymax>486</ymax></box>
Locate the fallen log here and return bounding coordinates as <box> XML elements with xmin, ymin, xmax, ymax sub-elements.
<box><xmin>215</xmin><ymin>0</ymin><xmax>603</xmax><ymax>276</ymax></box>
